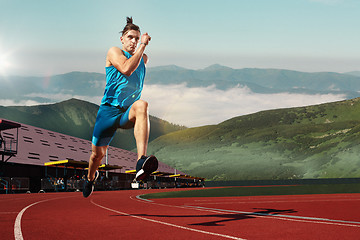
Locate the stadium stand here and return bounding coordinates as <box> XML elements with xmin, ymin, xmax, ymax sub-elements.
<box><xmin>0</xmin><ymin>118</ymin><xmax>204</xmax><ymax>193</ymax></box>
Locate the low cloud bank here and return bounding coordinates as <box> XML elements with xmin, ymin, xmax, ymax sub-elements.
<box><xmin>0</xmin><ymin>84</ymin><xmax>346</xmax><ymax>127</ymax></box>
<box><xmin>141</xmin><ymin>84</ymin><xmax>346</xmax><ymax>127</ymax></box>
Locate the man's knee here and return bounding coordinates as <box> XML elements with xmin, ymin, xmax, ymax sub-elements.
<box><xmin>133</xmin><ymin>100</ymin><xmax>148</xmax><ymax>113</ymax></box>
<box><xmin>90</xmin><ymin>147</ymin><xmax>106</xmax><ymax>162</ymax></box>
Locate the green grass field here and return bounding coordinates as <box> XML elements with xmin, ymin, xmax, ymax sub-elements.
<box><xmin>141</xmin><ymin>183</ymin><xmax>360</xmax><ymax>199</ymax></box>
<box><xmin>147</xmin><ymin>98</ymin><xmax>360</xmax><ymax>181</ymax></box>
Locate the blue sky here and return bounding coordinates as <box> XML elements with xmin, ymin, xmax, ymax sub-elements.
<box><xmin>0</xmin><ymin>0</ymin><xmax>358</xmax><ymax>126</ymax></box>
<box><xmin>0</xmin><ymin>0</ymin><xmax>359</xmax><ymax>76</ymax></box>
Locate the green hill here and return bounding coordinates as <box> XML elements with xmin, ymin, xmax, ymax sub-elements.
<box><xmin>147</xmin><ymin>98</ymin><xmax>360</xmax><ymax>181</ymax></box>
<box><xmin>0</xmin><ymin>98</ymin><xmax>185</xmax><ymax>150</ymax></box>
<box><xmin>3</xmin><ymin>97</ymin><xmax>360</xmax><ymax>181</ymax></box>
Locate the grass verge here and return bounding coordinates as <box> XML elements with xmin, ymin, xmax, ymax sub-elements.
<box><xmin>141</xmin><ymin>183</ymin><xmax>360</xmax><ymax>199</ymax></box>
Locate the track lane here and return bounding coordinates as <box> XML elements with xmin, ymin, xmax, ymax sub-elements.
<box><xmin>151</xmin><ymin>193</ymin><xmax>360</xmax><ymax>239</ymax></box>
<box><xmin>2</xmin><ymin>189</ymin><xmax>359</xmax><ymax>239</ymax></box>
<box><xmin>0</xmin><ymin>193</ymin><xmax>68</xmax><ymax>240</ymax></box>
<box><xmin>90</xmin><ymin>189</ymin><xmax>246</xmax><ymax>240</ymax></box>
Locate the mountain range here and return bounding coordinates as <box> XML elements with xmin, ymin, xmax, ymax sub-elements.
<box><xmin>1</xmin><ymin>65</ymin><xmax>360</xmax><ymax>105</ymax></box>
<box><xmin>146</xmin><ymin>65</ymin><xmax>360</xmax><ymax>97</ymax></box>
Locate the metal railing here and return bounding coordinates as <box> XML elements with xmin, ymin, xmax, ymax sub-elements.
<box><xmin>0</xmin><ymin>177</ymin><xmax>29</xmax><ymax>193</ymax></box>
<box><xmin>0</xmin><ymin>138</ymin><xmax>18</xmax><ymax>154</ymax></box>
<box><xmin>40</xmin><ymin>177</ymin><xmax>133</xmax><ymax>192</ymax></box>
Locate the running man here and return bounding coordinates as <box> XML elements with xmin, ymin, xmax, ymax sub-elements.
<box><xmin>83</xmin><ymin>17</ymin><xmax>158</xmax><ymax>198</ymax></box>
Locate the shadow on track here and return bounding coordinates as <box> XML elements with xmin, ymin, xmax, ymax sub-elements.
<box><xmin>109</xmin><ymin>208</ymin><xmax>297</xmax><ymax>226</ymax></box>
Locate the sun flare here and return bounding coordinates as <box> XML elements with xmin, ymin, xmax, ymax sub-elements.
<box><xmin>0</xmin><ymin>54</ymin><xmax>12</xmax><ymax>75</ymax></box>
<box><xmin>0</xmin><ymin>45</ymin><xmax>14</xmax><ymax>76</ymax></box>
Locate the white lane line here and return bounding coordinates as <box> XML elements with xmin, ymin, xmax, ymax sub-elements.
<box><xmin>185</xmin><ymin>205</ymin><xmax>360</xmax><ymax>228</ymax></box>
<box><xmin>14</xmin><ymin>196</ymin><xmax>76</xmax><ymax>240</ymax></box>
<box><xmin>14</xmin><ymin>199</ymin><xmax>52</xmax><ymax>240</ymax></box>
<box><xmin>90</xmin><ymin>199</ymin><xmax>246</xmax><ymax>240</ymax></box>
<box><xmin>134</xmin><ymin>195</ymin><xmax>360</xmax><ymax>228</ymax></box>
<box><xmin>135</xmin><ymin>195</ymin><xmax>153</xmax><ymax>202</ymax></box>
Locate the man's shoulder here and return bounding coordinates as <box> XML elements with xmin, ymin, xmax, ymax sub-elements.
<box><xmin>108</xmin><ymin>47</ymin><xmax>124</xmax><ymax>55</ymax></box>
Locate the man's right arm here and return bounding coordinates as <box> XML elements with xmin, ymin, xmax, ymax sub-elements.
<box><xmin>107</xmin><ymin>45</ymin><xmax>146</xmax><ymax>76</ymax></box>
<box><xmin>107</xmin><ymin>33</ymin><xmax>151</xmax><ymax>76</ymax></box>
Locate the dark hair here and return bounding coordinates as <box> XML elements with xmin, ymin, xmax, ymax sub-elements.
<box><xmin>120</xmin><ymin>17</ymin><xmax>140</xmax><ymax>36</ymax></box>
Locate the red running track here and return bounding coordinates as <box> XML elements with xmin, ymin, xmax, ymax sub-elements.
<box><xmin>1</xmin><ymin>188</ymin><xmax>360</xmax><ymax>240</ymax></box>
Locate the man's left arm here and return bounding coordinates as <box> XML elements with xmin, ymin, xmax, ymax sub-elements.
<box><xmin>143</xmin><ymin>53</ymin><xmax>149</xmax><ymax>65</ymax></box>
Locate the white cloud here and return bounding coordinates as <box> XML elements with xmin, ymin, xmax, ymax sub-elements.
<box><xmin>0</xmin><ymin>93</ymin><xmax>102</xmax><ymax>107</ymax></box>
<box><xmin>141</xmin><ymin>84</ymin><xmax>346</xmax><ymax>127</ymax></box>
<box><xmin>0</xmin><ymin>85</ymin><xmax>347</xmax><ymax>128</ymax></box>
<box><xmin>24</xmin><ymin>93</ymin><xmax>103</xmax><ymax>106</ymax></box>
<box><xmin>0</xmin><ymin>99</ymin><xmax>42</xmax><ymax>106</ymax></box>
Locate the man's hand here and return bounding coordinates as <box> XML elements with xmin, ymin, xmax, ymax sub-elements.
<box><xmin>141</xmin><ymin>33</ymin><xmax>151</xmax><ymax>45</ymax></box>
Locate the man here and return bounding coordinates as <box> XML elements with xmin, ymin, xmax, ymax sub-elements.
<box><xmin>83</xmin><ymin>17</ymin><xmax>158</xmax><ymax>198</ymax></box>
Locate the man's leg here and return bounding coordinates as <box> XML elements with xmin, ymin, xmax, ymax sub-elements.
<box><xmin>128</xmin><ymin>100</ymin><xmax>158</xmax><ymax>181</ymax></box>
<box><xmin>128</xmin><ymin>100</ymin><xmax>150</xmax><ymax>159</ymax></box>
<box><xmin>88</xmin><ymin>144</ymin><xmax>108</xmax><ymax>180</ymax></box>
<box><xmin>83</xmin><ymin>144</ymin><xmax>107</xmax><ymax>197</ymax></box>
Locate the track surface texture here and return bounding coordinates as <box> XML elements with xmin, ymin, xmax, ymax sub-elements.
<box><xmin>1</xmin><ymin>188</ymin><xmax>359</xmax><ymax>240</ymax></box>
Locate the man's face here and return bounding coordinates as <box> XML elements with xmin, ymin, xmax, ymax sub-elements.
<box><xmin>121</xmin><ymin>30</ymin><xmax>140</xmax><ymax>54</ymax></box>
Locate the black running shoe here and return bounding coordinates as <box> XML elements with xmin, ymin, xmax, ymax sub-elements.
<box><xmin>135</xmin><ymin>155</ymin><xmax>158</xmax><ymax>181</ymax></box>
<box><xmin>82</xmin><ymin>170</ymin><xmax>99</xmax><ymax>198</ymax></box>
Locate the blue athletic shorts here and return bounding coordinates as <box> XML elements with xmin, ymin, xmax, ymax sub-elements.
<box><xmin>92</xmin><ymin>103</ymin><xmax>134</xmax><ymax>146</ymax></box>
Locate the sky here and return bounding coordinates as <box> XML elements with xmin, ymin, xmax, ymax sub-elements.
<box><xmin>0</xmin><ymin>0</ymin><xmax>358</xmax><ymax>126</ymax></box>
<box><xmin>0</xmin><ymin>0</ymin><xmax>359</xmax><ymax>76</ymax></box>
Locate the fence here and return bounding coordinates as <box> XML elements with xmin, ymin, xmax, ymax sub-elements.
<box><xmin>1</xmin><ymin>175</ymin><xmax>202</xmax><ymax>193</ymax></box>
<box><xmin>11</xmin><ymin>177</ymin><xmax>29</xmax><ymax>191</ymax></box>
<box><xmin>0</xmin><ymin>177</ymin><xmax>29</xmax><ymax>193</ymax></box>
<box><xmin>40</xmin><ymin>177</ymin><xmax>133</xmax><ymax>192</ymax></box>
<box><xmin>41</xmin><ymin>177</ymin><xmax>83</xmax><ymax>192</ymax></box>
<box><xmin>0</xmin><ymin>177</ymin><xmax>10</xmax><ymax>194</ymax></box>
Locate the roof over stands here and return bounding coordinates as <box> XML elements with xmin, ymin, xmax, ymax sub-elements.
<box><xmin>169</xmin><ymin>174</ymin><xmax>206</xmax><ymax>181</ymax></box>
<box><xmin>124</xmin><ymin>169</ymin><xmax>205</xmax><ymax>181</ymax></box>
<box><xmin>44</xmin><ymin>159</ymin><xmax>122</xmax><ymax>170</ymax></box>
<box><xmin>152</xmin><ymin>171</ymin><xmax>175</xmax><ymax>176</ymax></box>
<box><xmin>125</xmin><ymin>170</ymin><xmax>174</xmax><ymax>176</ymax></box>
<box><xmin>0</xmin><ymin>119</ymin><xmax>21</xmax><ymax>131</ymax></box>
<box><xmin>98</xmin><ymin>164</ymin><xmax>122</xmax><ymax>170</ymax></box>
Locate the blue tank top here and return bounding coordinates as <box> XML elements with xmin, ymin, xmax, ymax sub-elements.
<box><xmin>101</xmin><ymin>50</ymin><xmax>146</xmax><ymax>109</ymax></box>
